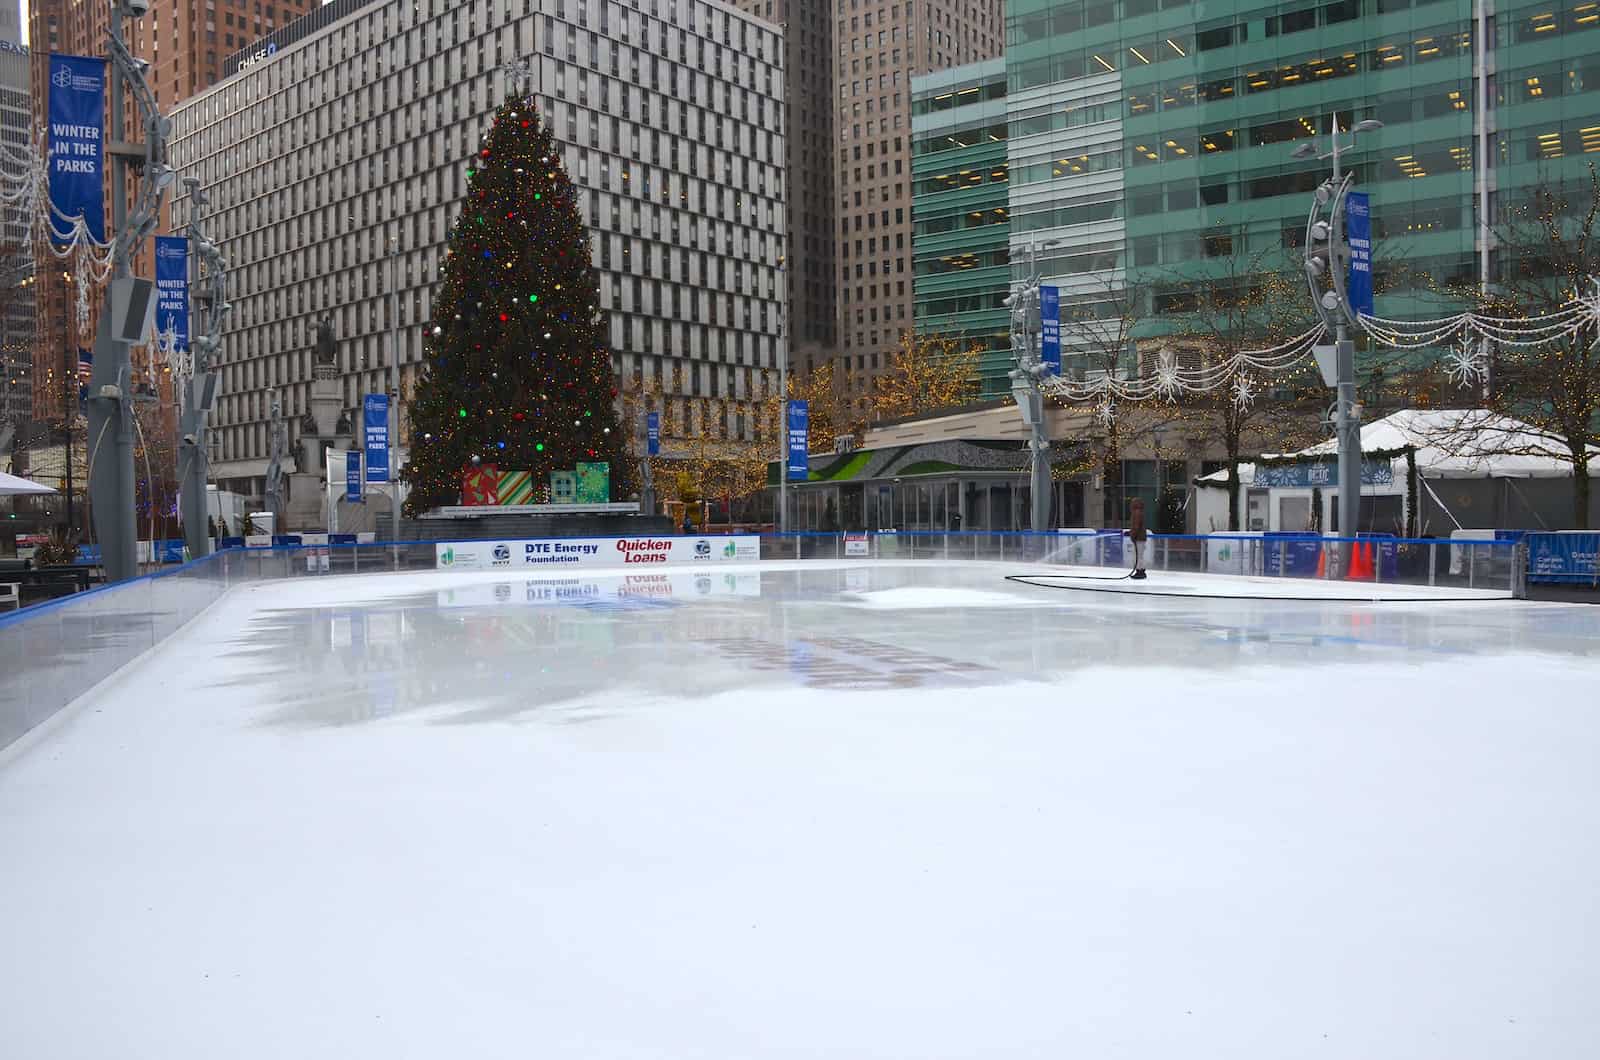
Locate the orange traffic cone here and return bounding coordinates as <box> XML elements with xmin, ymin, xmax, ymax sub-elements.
<box><xmin>1348</xmin><ymin>540</ymin><xmax>1373</xmax><ymax>580</ymax></box>
<box><xmin>1316</xmin><ymin>542</ymin><xmax>1327</xmax><ymax>578</ymax></box>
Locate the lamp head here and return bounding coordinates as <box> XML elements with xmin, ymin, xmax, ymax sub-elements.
<box><xmin>1291</xmin><ymin>142</ymin><xmax>1318</xmax><ymax>159</ymax></box>
<box><xmin>1353</xmin><ymin>119</ymin><xmax>1384</xmax><ymax>133</ymax></box>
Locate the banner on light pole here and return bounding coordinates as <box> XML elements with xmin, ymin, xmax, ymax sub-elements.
<box><xmin>786</xmin><ymin>400</ymin><xmax>809</xmax><ymax>481</ymax></box>
<box><xmin>47</xmin><ymin>54</ymin><xmax>106</xmax><ymax>246</ymax></box>
<box><xmin>346</xmin><ymin>450</ymin><xmax>362</xmax><ymax>502</ymax></box>
<box><xmin>646</xmin><ymin>411</ymin><xmax>660</xmax><ymax>456</ymax></box>
<box><xmin>364</xmin><ymin>393</ymin><xmax>390</xmax><ymax>483</ymax></box>
<box><xmin>1345</xmin><ymin>192</ymin><xmax>1373</xmax><ymax>318</ymax></box>
<box><xmin>155</xmin><ymin>236</ymin><xmax>190</xmax><ymax>353</ymax></box>
<box><xmin>1039</xmin><ymin>284</ymin><xmax>1061</xmax><ymax>375</ymax></box>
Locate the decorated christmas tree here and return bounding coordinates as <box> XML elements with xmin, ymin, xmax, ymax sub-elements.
<box><xmin>403</xmin><ymin>94</ymin><xmax>631</xmax><ymax>515</ymax></box>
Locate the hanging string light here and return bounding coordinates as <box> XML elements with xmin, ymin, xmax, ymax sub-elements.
<box><xmin>1040</xmin><ymin>280</ymin><xmax>1600</xmax><ymax>408</ymax></box>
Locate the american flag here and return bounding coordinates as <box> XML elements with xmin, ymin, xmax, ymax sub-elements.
<box><xmin>77</xmin><ymin>349</ymin><xmax>92</xmax><ymax>407</ymax></box>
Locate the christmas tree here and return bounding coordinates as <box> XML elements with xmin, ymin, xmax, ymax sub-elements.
<box><xmin>403</xmin><ymin>94</ymin><xmax>632</xmax><ymax>515</ymax></box>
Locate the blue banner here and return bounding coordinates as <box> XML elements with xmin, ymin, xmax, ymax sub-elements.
<box><xmin>363</xmin><ymin>393</ymin><xmax>389</xmax><ymax>483</ymax></box>
<box><xmin>647</xmin><ymin>411</ymin><xmax>660</xmax><ymax>456</ymax></box>
<box><xmin>1254</xmin><ymin>457</ymin><xmax>1394</xmax><ymax>488</ymax></box>
<box><xmin>1039</xmin><ymin>284</ymin><xmax>1061</xmax><ymax>374</ymax></box>
<box><xmin>47</xmin><ymin>55</ymin><xmax>106</xmax><ymax>245</ymax></box>
<box><xmin>1345</xmin><ymin>191</ymin><xmax>1372</xmax><ymax>318</ymax></box>
<box><xmin>1527</xmin><ymin>532</ymin><xmax>1600</xmax><ymax>584</ymax></box>
<box><xmin>786</xmin><ymin>400</ymin><xmax>809</xmax><ymax>482</ymax></box>
<box><xmin>346</xmin><ymin>450</ymin><xmax>361</xmax><ymax>502</ymax></box>
<box><xmin>154</xmin><ymin>236</ymin><xmax>189</xmax><ymax>353</ymax></box>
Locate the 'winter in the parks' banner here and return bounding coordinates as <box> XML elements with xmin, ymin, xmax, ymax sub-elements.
<box><xmin>647</xmin><ymin>411</ymin><xmax>660</xmax><ymax>456</ymax></box>
<box><xmin>786</xmin><ymin>400</ymin><xmax>809</xmax><ymax>481</ymax></box>
<box><xmin>346</xmin><ymin>451</ymin><xmax>362</xmax><ymax>502</ymax></box>
<box><xmin>364</xmin><ymin>393</ymin><xmax>390</xmax><ymax>483</ymax></box>
<box><xmin>155</xmin><ymin>236</ymin><xmax>189</xmax><ymax>352</ymax></box>
<box><xmin>1345</xmin><ymin>191</ymin><xmax>1373</xmax><ymax>318</ymax></box>
<box><xmin>1039</xmin><ymin>284</ymin><xmax>1061</xmax><ymax>374</ymax></box>
<box><xmin>47</xmin><ymin>55</ymin><xmax>106</xmax><ymax>245</ymax></box>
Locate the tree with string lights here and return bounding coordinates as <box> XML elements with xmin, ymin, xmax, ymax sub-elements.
<box><xmin>1154</xmin><ymin>248</ymin><xmax>1322</xmax><ymax>530</ymax></box>
<box><xmin>403</xmin><ymin>92</ymin><xmax>632</xmax><ymax>516</ymax></box>
<box><xmin>1470</xmin><ymin>166</ymin><xmax>1600</xmax><ymax>528</ymax></box>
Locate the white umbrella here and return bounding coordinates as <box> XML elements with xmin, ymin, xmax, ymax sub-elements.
<box><xmin>0</xmin><ymin>470</ymin><xmax>58</xmax><ymax>497</ymax></box>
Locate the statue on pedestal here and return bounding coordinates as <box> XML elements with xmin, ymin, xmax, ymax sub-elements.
<box><xmin>315</xmin><ymin>318</ymin><xmax>337</xmax><ymax>367</ymax></box>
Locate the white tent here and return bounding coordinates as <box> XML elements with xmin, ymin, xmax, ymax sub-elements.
<box><xmin>0</xmin><ymin>470</ymin><xmax>57</xmax><ymax>497</ymax></box>
<box><xmin>1195</xmin><ymin>409</ymin><xmax>1600</xmax><ymax>533</ymax></box>
<box><xmin>1278</xmin><ymin>408</ymin><xmax>1597</xmax><ymax>479</ymax></box>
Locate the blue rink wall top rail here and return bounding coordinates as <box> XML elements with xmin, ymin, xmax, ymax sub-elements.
<box><xmin>0</xmin><ymin>530</ymin><xmax>1532</xmax><ymax>756</ymax></box>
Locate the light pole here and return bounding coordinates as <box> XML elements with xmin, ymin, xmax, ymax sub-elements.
<box><xmin>177</xmin><ymin>177</ymin><xmax>227</xmax><ymax>560</ymax></box>
<box><xmin>387</xmin><ymin>234</ymin><xmax>401</xmax><ymax>539</ymax></box>
<box><xmin>86</xmin><ymin>2</ymin><xmax>175</xmax><ymax>581</ymax></box>
<box><xmin>1292</xmin><ymin>116</ymin><xmax>1382</xmax><ymax>546</ymax></box>
<box><xmin>1007</xmin><ymin>236</ymin><xmax>1062</xmax><ymax>532</ymax></box>
<box><xmin>777</xmin><ymin>259</ymin><xmax>789</xmax><ymax>533</ymax></box>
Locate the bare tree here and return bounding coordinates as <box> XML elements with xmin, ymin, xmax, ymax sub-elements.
<box><xmin>1473</xmin><ymin>165</ymin><xmax>1600</xmax><ymax>528</ymax></box>
<box><xmin>1152</xmin><ymin>248</ymin><xmax>1323</xmax><ymax>529</ymax></box>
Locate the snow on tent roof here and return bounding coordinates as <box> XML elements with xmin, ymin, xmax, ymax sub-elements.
<box><xmin>1198</xmin><ymin>408</ymin><xmax>1600</xmax><ymax>487</ymax></box>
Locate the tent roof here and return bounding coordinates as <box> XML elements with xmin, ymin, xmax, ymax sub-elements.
<box><xmin>1198</xmin><ymin>408</ymin><xmax>1600</xmax><ymax>487</ymax></box>
<box><xmin>0</xmin><ymin>470</ymin><xmax>58</xmax><ymax>496</ymax></box>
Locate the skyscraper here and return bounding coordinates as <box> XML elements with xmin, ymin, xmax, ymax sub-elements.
<box><xmin>731</xmin><ymin>0</ymin><xmax>837</xmax><ymax>377</ymax></box>
<box><xmin>833</xmin><ymin>0</ymin><xmax>1003</xmax><ymax>403</ymax></box>
<box><xmin>1002</xmin><ymin>0</ymin><xmax>1600</xmax><ymax>372</ymax></box>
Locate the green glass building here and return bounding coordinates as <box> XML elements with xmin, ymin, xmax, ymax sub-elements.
<box><xmin>999</xmin><ymin>0</ymin><xmax>1600</xmax><ymax>369</ymax></box>
<box><xmin>910</xmin><ymin>59</ymin><xmax>1014</xmax><ymax>399</ymax></box>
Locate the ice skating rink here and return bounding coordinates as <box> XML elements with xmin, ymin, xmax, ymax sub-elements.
<box><xmin>3</xmin><ymin>560</ymin><xmax>1598</xmax><ymax>1059</ymax></box>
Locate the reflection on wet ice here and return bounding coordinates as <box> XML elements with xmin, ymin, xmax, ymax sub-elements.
<box><xmin>207</xmin><ymin>564</ymin><xmax>1600</xmax><ymax>727</ymax></box>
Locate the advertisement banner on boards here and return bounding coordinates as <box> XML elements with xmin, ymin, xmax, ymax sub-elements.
<box><xmin>787</xmin><ymin>400</ymin><xmax>809</xmax><ymax>481</ymax></box>
<box><xmin>47</xmin><ymin>54</ymin><xmax>106</xmax><ymax>245</ymax></box>
<box><xmin>1527</xmin><ymin>532</ymin><xmax>1600</xmax><ymax>584</ymax></box>
<box><xmin>1039</xmin><ymin>284</ymin><xmax>1061</xmax><ymax>374</ymax></box>
<box><xmin>154</xmin><ymin>236</ymin><xmax>189</xmax><ymax>352</ymax></box>
<box><xmin>1345</xmin><ymin>191</ymin><xmax>1373</xmax><ymax>318</ymax></box>
<box><xmin>363</xmin><ymin>393</ymin><xmax>389</xmax><ymax>483</ymax></box>
<box><xmin>434</xmin><ymin>535</ymin><xmax>762</xmax><ymax>571</ymax></box>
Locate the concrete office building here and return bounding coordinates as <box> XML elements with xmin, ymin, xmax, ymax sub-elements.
<box><xmin>168</xmin><ymin>0</ymin><xmax>787</xmax><ymax>500</ymax></box>
<box><xmin>833</xmin><ymin>0</ymin><xmax>1003</xmax><ymax>402</ymax></box>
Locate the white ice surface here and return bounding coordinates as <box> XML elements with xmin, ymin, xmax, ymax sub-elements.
<box><xmin>2</xmin><ymin>561</ymin><xmax>1598</xmax><ymax>1059</ymax></box>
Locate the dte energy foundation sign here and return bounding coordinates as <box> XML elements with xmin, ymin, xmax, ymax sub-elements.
<box><xmin>435</xmin><ymin>535</ymin><xmax>760</xmax><ymax>571</ymax></box>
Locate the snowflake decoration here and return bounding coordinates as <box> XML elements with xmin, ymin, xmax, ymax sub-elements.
<box><xmin>1094</xmin><ymin>397</ymin><xmax>1116</xmax><ymax>429</ymax></box>
<box><xmin>1231</xmin><ymin>375</ymin><xmax>1256</xmax><ymax>412</ymax></box>
<box><xmin>1443</xmin><ymin>341</ymin><xmax>1487</xmax><ymax>387</ymax></box>
<box><xmin>1154</xmin><ymin>355</ymin><xmax>1181</xmax><ymax>402</ymax></box>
